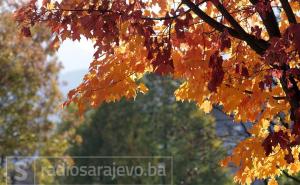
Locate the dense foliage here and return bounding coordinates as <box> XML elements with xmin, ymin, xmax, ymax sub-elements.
<box><xmin>15</xmin><ymin>0</ymin><xmax>300</xmax><ymax>184</ymax></box>
<box><xmin>0</xmin><ymin>11</ymin><xmax>67</xmax><ymax>185</ymax></box>
<box><xmin>61</xmin><ymin>75</ymin><xmax>233</xmax><ymax>185</ymax></box>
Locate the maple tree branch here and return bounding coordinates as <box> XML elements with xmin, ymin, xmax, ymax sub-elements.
<box><xmin>240</xmin><ymin>120</ymin><xmax>300</xmax><ymax>184</ymax></box>
<box><xmin>241</xmin><ymin>122</ymin><xmax>251</xmax><ymax>137</ymax></box>
<box><xmin>212</xmin><ymin>1</ymin><xmax>268</xmax><ymax>54</ymax></box>
<box><xmin>83</xmin><ymin>71</ymin><xmax>136</xmax><ymax>93</ymax></box>
<box><xmin>240</xmin><ymin>121</ymin><xmax>300</xmax><ymax>184</ymax></box>
<box><xmin>141</xmin><ymin>10</ymin><xmax>192</xmax><ymax>21</ymax></box>
<box><xmin>279</xmin><ymin>0</ymin><xmax>297</xmax><ymax>24</ymax></box>
<box><xmin>282</xmin><ymin>170</ymin><xmax>300</xmax><ymax>183</ymax></box>
<box><xmin>52</xmin><ymin>8</ymin><xmax>114</xmax><ymax>14</ymax></box>
<box><xmin>52</xmin><ymin>5</ymin><xmax>192</xmax><ymax>21</ymax></box>
<box><xmin>182</xmin><ymin>0</ymin><xmax>240</xmax><ymax>37</ymax></box>
<box><xmin>212</xmin><ymin>1</ymin><xmax>247</xmax><ymax>35</ymax></box>
<box><xmin>278</xmin><ymin>67</ymin><xmax>300</xmax><ymax>125</ymax></box>
<box><xmin>289</xmin><ymin>76</ymin><xmax>300</xmax><ymax>94</ymax></box>
<box><xmin>50</xmin><ymin>8</ymin><xmax>185</xmax><ymax>21</ymax></box>
<box><xmin>249</xmin><ymin>0</ymin><xmax>281</xmax><ymax>37</ymax></box>
<box><xmin>224</xmin><ymin>83</ymin><xmax>286</xmax><ymax>101</ymax></box>
<box><xmin>272</xmin><ymin>96</ymin><xmax>287</xmax><ymax>101</ymax></box>
<box><xmin>147</xmin><ymin>0</ymin><xmax>208</xmax><ymax>21</ymax></box>
<box><xmin>182</xmin><ymin>0</ymin><xmax>269</xmax><ymax>55</ymax></box>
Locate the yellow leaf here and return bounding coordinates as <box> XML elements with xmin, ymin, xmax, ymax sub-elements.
<box><xmin>268</xmin><ymin>178</ymin><xmax>278</xmax><ymax>185</ymax></box>
<box><xmin>46</xmin><ymin>3</ymin><xmax>55</xmax><ymax>10</ymax></box>
<box><xmin>138</xmin><ymin>83</ymin><xmax>149</xmax><ymax>94</ymax></box>
<box><xmin>199</xmin><ymin>100</ymin><xmax>212</xmax><ymax>113</ymax></box>
<box><xmin>144</xmin><ymin>10</ymin><xmax>151</xmax><ymax>17</ymax></box>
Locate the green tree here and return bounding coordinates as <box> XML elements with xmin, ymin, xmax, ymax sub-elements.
<box><xmin>62</xmin><ymin>75</ymin><xmax>233</xmax><ymax>185</ymax></box>
<box><xmin>0</xmin><ymin>11</ymin><xmax>68</xmax><ymax>185</ymax></box>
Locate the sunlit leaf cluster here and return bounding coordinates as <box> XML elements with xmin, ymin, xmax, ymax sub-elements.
<box><xmin>15</xmin><ymin>0</ymin><xmax>300</xmax><ymax>184</ymax></box>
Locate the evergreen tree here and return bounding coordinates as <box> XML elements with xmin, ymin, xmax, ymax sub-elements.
<box><xmin>62</xmin><ymin>75</ymin><xmax>233</xmax><ymax>185</ymax></box>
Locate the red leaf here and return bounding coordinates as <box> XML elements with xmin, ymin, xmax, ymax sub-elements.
<box><xmin>241</xmin><ymin>67</ymin><xmax>249</xmax><ymax>77</ymax></box>
<box><xmin>289</xmin><ymin>24</ymin><xmax>300</xmax><ymax>53</ymax></box>
<box><xmin>175</xmin><ymin>20</ymin><xmax>185</xmax><ymax>39</ymax></box>
<box><xmin>263</xmin><ymin>130</ymin><xmax>295</xmax><ymax>163</ymax></box>
<box><xmin>21</xmin><ymin>27</ymin><xmax>31</xmax><ymax>37</ymax></box>
<box><xmin>220</xmin><ymin>29</ymin><xmax>231</xmax><ymax>51</ymax></box>
<box><xmin>251</xmin><ymin>26</ymin><xmax>262</xmax><ymax>39</ymax></box>
<box><xmin>259</xmin><ymin>81</ymin><xmax>265</xmax><ymax>90</ymax></box>
<box><xmin>208</xmin><ymin>52</ymin><xmax>224</xmax><ymax>92</ymax></box>
<box><xmin>284</xmin><ymin>152</ymin><xmax>295</xmax><ymax>163</ymax></box>
<box><xmin>235</xmin><ymin>64</ymin><xmax>240</xmax><ymax>74</ymax></box>
<box><xmin>154</xmin><ymin>62</ymin><xmax>174</xmax><ymax>75</ymax></box>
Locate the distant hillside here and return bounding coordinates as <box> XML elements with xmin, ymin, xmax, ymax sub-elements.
<box><xmin>59</xmin><ymin>69</ymin><xmax>87</xmax><ymax>97</ymax></box>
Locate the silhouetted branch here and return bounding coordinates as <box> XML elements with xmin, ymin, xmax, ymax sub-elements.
<box><xmin>282</xmin><ymin>170</ymin><xmax>300</xmax><ymax>183</ymax></box>
<box><xmin>279</xmin><ymin>0</ymin><xmax>297</xmax><ymax>24</ymax></box>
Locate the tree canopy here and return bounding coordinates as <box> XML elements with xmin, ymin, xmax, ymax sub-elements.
<box><xmin>15</xmin><ymin>0</ymin><xmax>300</xmax><ymax>184</ymax></box>
<box><xmin>0</xmin><ymin>10</ymin><xmax>68</xmax><ymax>185</ymax></box>
<box><xmin>0</xmin><ymin>12</ymin><xmax>63</xmax><ymax>157</ymax></box>
<box><xmin>61</xmin><ymin>75</ymin><xmax>233</xmax><ymax>185</ymax></box>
